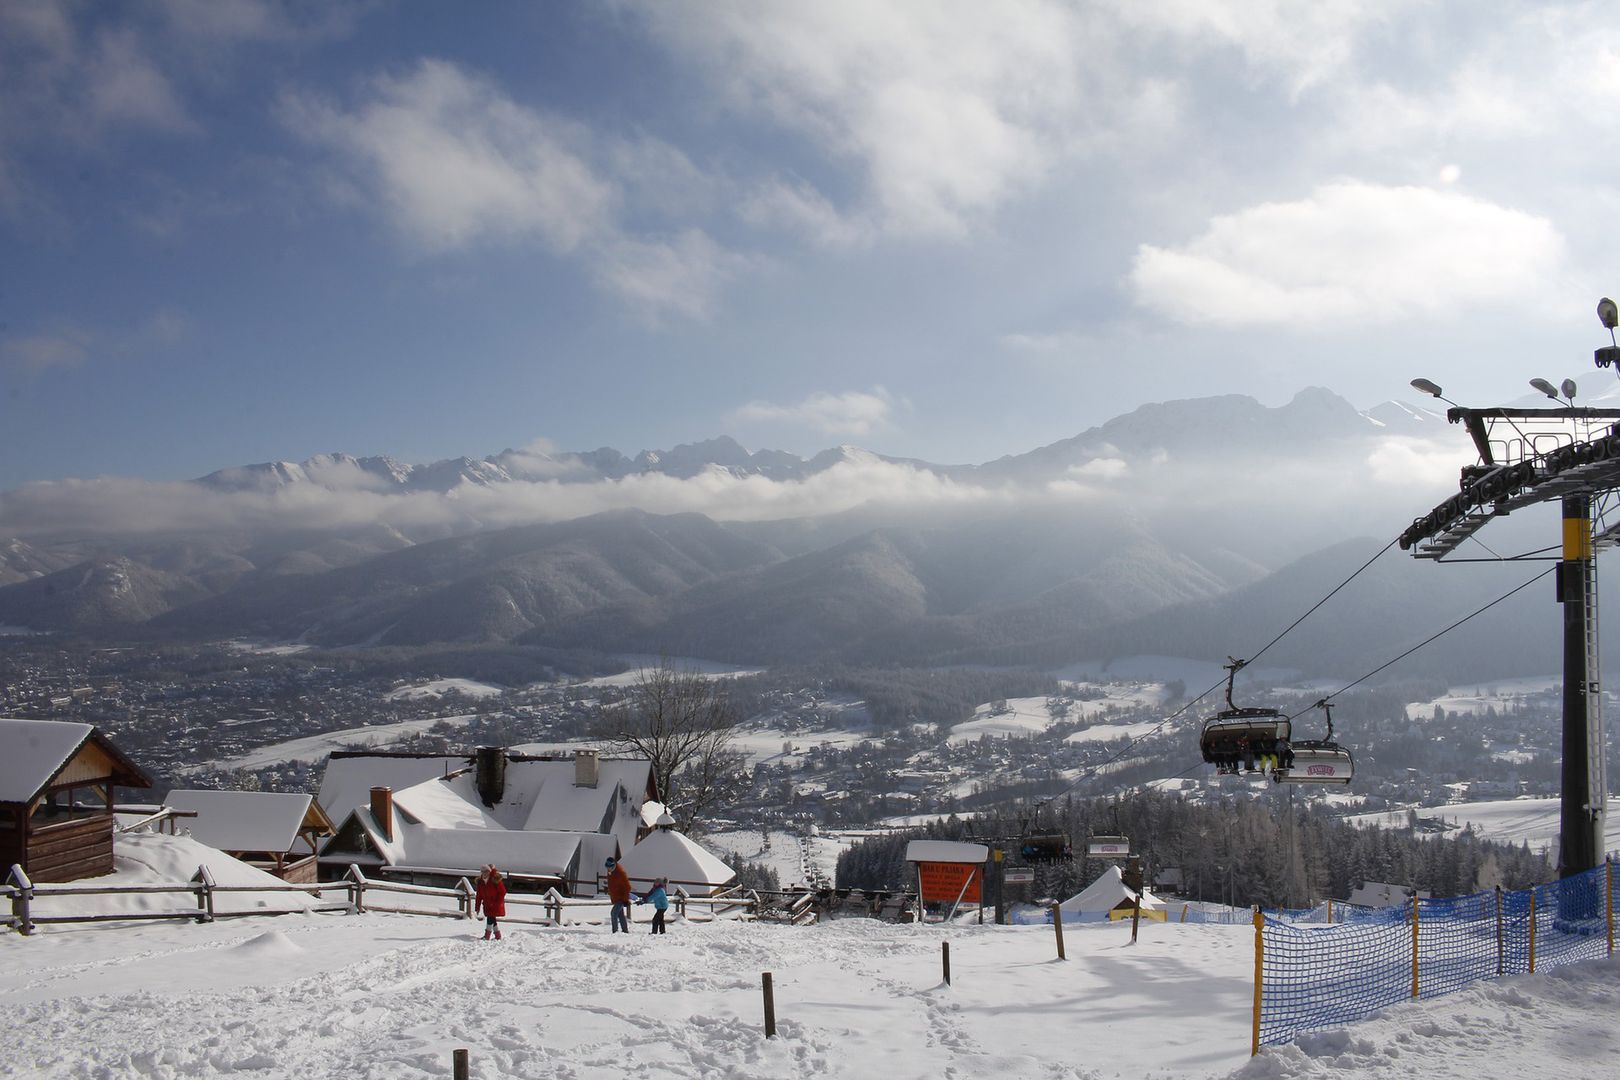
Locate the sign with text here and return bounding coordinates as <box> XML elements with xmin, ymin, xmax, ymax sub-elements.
<box><xmin>1003</xmin><ymin>868</ymin><xmax>1035</xmax><ymax>884</ymax></box>
<box><xmin>917</xmin><ymin>861</ymin><xmax>982</xmax><ymax>903</ymax></box>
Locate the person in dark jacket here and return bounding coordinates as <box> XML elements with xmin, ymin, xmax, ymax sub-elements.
<box><xmin>475</xmin><ymin>864</ymin><xmax>507</xmax><ymax>940</ymax></box>
<box><xmin>606</xmin><ymin>857</ymin><xmax>633</xmax><ymax>933</ymax></box>
<box><xmin>638</xmin><ymin>876</ymin><xmax>670</xmax><ymax>934</ymax></box>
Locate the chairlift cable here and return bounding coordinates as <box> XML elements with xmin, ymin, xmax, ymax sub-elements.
<box><xmin>1242</xmin><ymin>535</ymin><xmax>1401</xmax><ymax>670</ymax></box>
<box><xmin>1284</xmin><ymin>564</ymin><xmax>1557</xmax><ymax>719</ymax></box>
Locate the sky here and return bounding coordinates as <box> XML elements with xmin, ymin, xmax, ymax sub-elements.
<box><xmin>5</xmin><ymin>1</ymin><xmax>1620</xmax><ymax>491</ymax></box>
<box><xmin>4</xmin><ymin>829</ymin><xmax>1619</xmax><ymax>1078</ymax></box>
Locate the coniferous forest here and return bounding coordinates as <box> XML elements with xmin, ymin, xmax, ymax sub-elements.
<box><xmin>835</xmin><ymin>791</ymin><xmax>1551</xmax><ymax>909</ymax></box>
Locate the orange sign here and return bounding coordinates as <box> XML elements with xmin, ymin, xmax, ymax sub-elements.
<box><xmin>918</xmin><ymin>861</ymin><xmax>981</xmax><ymax>903</ymax></box>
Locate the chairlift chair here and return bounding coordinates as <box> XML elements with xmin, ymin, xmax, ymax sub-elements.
<box><xmin>1087</xmin><ymin>834</ymin><xmax>1130</xmax><ymax>859</ymax></box>
<box><xmin>1199</xmin><ymin>658</ymin><xmax>1291</xmax><ymax>775</ymax></box>
<box><xmin>1272</xmin><ymin>701</ymin><xmax>1355</xmax><ymax>785</ymax></box>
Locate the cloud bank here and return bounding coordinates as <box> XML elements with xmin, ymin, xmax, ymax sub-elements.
<box><xmin>1130</xmin><ymin>182</ymin><xmax>1566</xmax><ymax>327</ymax></box>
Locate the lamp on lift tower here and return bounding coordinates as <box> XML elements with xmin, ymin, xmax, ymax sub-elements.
<box><xmin>1410</xmin><ymin>378</ymin><xmax>1458</xmax><ymax>407</ymax></box>
<box><xmin>1529</xmin><ymin>378</ymin><xmax>1577</xmax><ymax>405</ymax></box>
<box><xmin>1596</xmin><ymin>298</ymin><xmax>1620</xmax><ymax>374</ymax></box>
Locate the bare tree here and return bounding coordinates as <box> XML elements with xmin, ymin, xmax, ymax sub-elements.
<box><xmin>599</xmin><ymin>661</ymin><xmax>747</xmax><ymax>832</ymax></box>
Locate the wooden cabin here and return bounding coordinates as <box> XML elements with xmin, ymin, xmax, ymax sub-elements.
<box><xmin>1</xmin><ymin>718</ymin><xmax>153</xmax><ymax>883</ymax></box>
<box><xmin>162</xmin><ymin>789</ymin><xmax>336</xmax><ymax>883</ymax></box>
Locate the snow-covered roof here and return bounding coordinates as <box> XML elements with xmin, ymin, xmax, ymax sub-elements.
<box><xmin>620</xmin><ymin>829</ymin><xmax>736</xmax><ymax>896</ymax></box>
<box><xmin>316</xmin><ymin>752</ymin><xmax>462</xmax><ymax>822</ymax></box>
<box><xmin>0</xmin><ymin>718</ymin><xmax>92</xmax><ymax>803</ymax></box>
<box><xmin>0</xmin><ymin>717</ymin><xmax>150</xmax><ymax>803</ymax></box>
<box><xmin>391</xmin><ymin>827</ymin><xmax>583</xmax><ymax>880</ymax></box>
<box><xmin>1059</xmin><ymin>864</ymin><xmax>1168</xmax><ymax>913</ymax></box>
<box><xmin>164</xmin><ymin>789</ymin><xmax>320</xmax><ymax>855</ymax></box>
<box><xmin>904</xmin><ymin>840</ymin><xmax>989</xmax><ymax>864</ymax></box>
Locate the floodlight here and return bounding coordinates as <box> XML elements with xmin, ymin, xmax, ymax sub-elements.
<box><xmin>1410</xmin><ymin>378</ymin><xmax>1444</xmax><ymax>398</ymax></box>
<box><xmin>1530</xmin><ymin>378</ymin><xmax>1559</xmax><ymax>400</ymax></box>
<box><xmin>1562</xmin><ymin>378</ymin><xmax>1578</xmax><ymax>401</ymax></box>
<box><xmin>1600</xmin><ymin>297</ymin><xmax>1619</xmax><ymax>331</ymax></box>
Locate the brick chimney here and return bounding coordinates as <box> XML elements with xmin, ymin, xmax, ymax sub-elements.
<box><xmin>475</xmin><ymin>746</ymin><xmax>506</xmax><ymax>807</ymax></box>
<box><xmin>574</xmin><ymin>748</ymin><xmax>600</xmax><ymax>788</ymax></box>
<box><xmin>370</xmin><ymin>786</ymin><xmax>393</xmax><ymax>843</ymax></box>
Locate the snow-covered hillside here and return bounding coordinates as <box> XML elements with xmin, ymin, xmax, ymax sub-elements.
<box><xmin>3</xmin><ymin>904</ymin><xmax>1615</xmax><ymax>1078</ymax></box>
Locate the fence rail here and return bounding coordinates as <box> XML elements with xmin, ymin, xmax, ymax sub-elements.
<box><xmin>1255</xmin><ymin>860</ymin><xmax>1618</xmax><ymax>1050</ymax></box>
<box><xmin>6</xmin><ymin>862</ymin><xmax>759</xmax><ymax>935</ymax></box>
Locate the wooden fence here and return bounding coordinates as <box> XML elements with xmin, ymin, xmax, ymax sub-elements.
<box><xmin>4</xmin><ymin>863</ymin><xmax>760</xmax><ymax>936</ymax></box>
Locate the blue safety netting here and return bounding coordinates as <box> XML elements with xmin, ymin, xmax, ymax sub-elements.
<box><xmin>1257</xmin><ymin>865</ymin><xmax>1616</xmax><ymax>1047</ymax></box>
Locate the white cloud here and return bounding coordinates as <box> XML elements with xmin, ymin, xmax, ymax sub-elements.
<box><xmin>634</xmin><ymin>1</ymin><xmax>1146</xmax><ymax>238</ymax></box>
<box><xmin>1130</xmin><ymin>181</ymin><xmax>1567</xmax><ymax>327</ymax></box>
<box><xmin>281</xmin><ymin>60</ymin><xmax>739</xmax><ymax>320</ymax></box>
<box><xmin>592</xmin><ymin>231</ymin><xmax>747</xmax><ymax>323</ymax></box>
<box><xmin>729</xmin><ymin>389</ymin><xmax>897</xmax><ymax>437</ymax></box>
<box><xmin>282</xmin><ymin>61</ymin><xmax>614</xmax><ymax>254</ymax></box>
<box><xmin>0</xmin><ymin>330</ymin><xmax>92</xmax><ymax>373</ymax></box>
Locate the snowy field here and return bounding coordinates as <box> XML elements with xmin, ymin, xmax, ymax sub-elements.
<box><xmin>1345</xmin><ymin>796</ymin><xmax>1620</xmax><ymax>858</ymax></box>
<box><xmin>947</xmin><ymin>685</ymin><xmax>1168</xmax><ymax>746</ymax></box>
<box><xmin>4</xmin><ymin>897</ymin><xmax>1617</xmax><ymax>1079</ymax></box>
<box><xmin>704</xmin><ymin>828</ymin><xmax>864</xmax><ymax>889</ymax></box>
<box><xmin>383</xmin><ymin>678</ymin><xmax>506</xmax><ymax>701</ymax></box>
<box><xmin>1402</xmin><ymin>676</ymin><xmax>1567</xmax><ymax>720</ymax></box>
<box><xmin>185</xmin><ymin>715</ymin><xmax>476</xmax><ymax>774</ymax></box>
<box><xmin>572</xmin><ymin>656</ymin><xmax>763</xmax><ymax>688</ymax></box>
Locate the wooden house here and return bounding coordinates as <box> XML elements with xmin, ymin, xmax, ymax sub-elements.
<box><xmin>1</xmin><ymin>718</ymin><xmax>153</xmax><ymax>883</ymax></box>
<box><xmin>162</xmin><ymin>789</ymin><xmax>336</xmax><ymax>883</ymax></box>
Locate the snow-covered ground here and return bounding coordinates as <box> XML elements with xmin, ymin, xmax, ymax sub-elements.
<box><xmin>1344</xmin><ymin>796</ymin><xmax>1620</xmax><ymax>858</ymax></box>
<box><xmin>573</xmin><ymin>656</ymin><xmax>764</xmax><ymax>688</ymax></box>
<box><xmin>1402</xmin><ymin>676</ymin><xmax>1567</xmax><ymax>721</ymax></box>
<box><xmin>947</xmin><ymin>685</ymin><xmax>1168</xmax><ymax>746</ymax></box>
<box><xmin>705</xmin><ymin>828</ymin><xmax>866</xmax><ymax>889</ymax></box>
<box><xmin>383</xmin><ymin>677</ymin><xmax>506</xmax><ymax>701</ymax></box>
<box><xmin>184</xmin><ymin>715</ymin><xmax>476</xmax><ymax>774</ymax></box>
<box><xmin>4</xmin><ymin>889</ymin><xmax>1615</xmax><ymax>1079</ymax></box>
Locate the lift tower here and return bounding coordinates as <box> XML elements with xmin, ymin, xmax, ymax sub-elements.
<box><xmin>1400</xmin><ymin>362</ymin><xmax>1620</xmax><ymax>880</ymax></box>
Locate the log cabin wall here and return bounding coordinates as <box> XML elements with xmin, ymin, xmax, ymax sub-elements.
<box><xmin>24</xmin><ymin>813</ymin><xmax>114</xmax><ymax>883</ymax></box>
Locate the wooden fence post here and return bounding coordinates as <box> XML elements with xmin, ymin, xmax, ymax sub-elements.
<box><xmin>1528</xmin><ymin>890</ymin><xmax>1537</xmax><ymax>974</ymax></box>
<box><xmin>452</xmin><ymin>1047</ymin><xmax>469</xmax><ymax>1079</ymax></box>
<box><xmin>761</xmin><ymin>972</ymin><xmax>776</xmax><ymax>1038</ymax></box>
<box><xmin>1494</xmin><ymin>885</ymin><xmax>1504</xmax><ymax>977</ymax></box>
<box><xmin>192</xmin><ymin>865</ymin><xmax>216</xmax><ymax>924</ymax></box>
<box><xmin>675</xmin><ymin>886</ymin><xmax>687</xmax><ymax>920</ymax></box>
<box><xmin>9</xmin><ymin>864</ymin><xmax>34</xmax><ymax>936</ymax></box>
<box><xmin>346</xmin><ymin>863</ymin><xmax>367</xmax><ymax>915</ymax></box>
<box><xmin>1410</xmin><ymin>894</ymin><xmax>1420</xmax><ymax>999</ymax></box>
<box><xmin>455</xmin><ymin>877</ymin><xmax>474</xmax><ymax>920</ymax></box>
<box><xmin>1251</xmin><ymin>908</ymin><xmax>1264</xmax><ymax>1057</ymax></box>
<box><xmin>1050</xmin><ymin>903</ymin><xmax>1066</xmax><ymax>960</ymax></box>
<box><xmin>1131</xmin><ymin>896</ymin><xmax>1142</xmax><ymax>944</ymax></box>
<box><xmin>942</xmin><ymin>941</ymin><xmax>951</xmax><ymax>985</ymax></box>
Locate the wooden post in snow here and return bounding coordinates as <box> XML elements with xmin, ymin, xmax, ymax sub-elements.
<box><xmin>452</xmin><ymin>1047</ymin><xmax>469</xmax><ymax>1079</ymax></box>
<box><xmin>762</xmin><ymin>972</ymin><xmax>777</xmax><ymax>1038</ymax></box>
<box><xmin>942</xmin><ymin>941</ymin><xmax>951</xmax><ymax>985</ymax></box>
<box><xmin>1050</xmin><ymin>903</ymin><xmax>1066</xmax><ymax>960</ymax></box>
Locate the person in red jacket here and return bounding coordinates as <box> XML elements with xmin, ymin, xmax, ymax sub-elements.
<box><xmin>605</xmin><ymin>856</ymin><xmax>632</xmax><ymax>933</ymax></box>
<box><xmin>475</xmin><ymin>864</ymin><xmax>507</xmax><ymax>940</ymax></box>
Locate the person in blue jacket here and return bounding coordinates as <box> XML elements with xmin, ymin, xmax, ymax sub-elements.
<box><xmin>637</xmin><ymin>876</ymin><xmax>670</xmax><ymax>934</ymax></box>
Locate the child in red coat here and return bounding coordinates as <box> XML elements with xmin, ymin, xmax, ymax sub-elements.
<box><xmin>475</xmin><ymin>864</ymin><xmax>507</xmax><ymax>940</ymax></box>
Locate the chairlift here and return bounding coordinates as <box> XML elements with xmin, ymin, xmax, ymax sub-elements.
<box><xmin>1272</xmin><ymin>700</ymin><xmax>1355</xmax><ymax>785</ymax></box>
<box><xmin>1087</xmin><ymin>834</ymin><xmax>1130</xmax><ymax>859</ymax></box>
<box><xmin>1200</xmin><ymin>658</ymin><xmax>1291</xmax><ymax>775</ymax></box>
<box><xmin>1017</xmin><ymin>803</ymin><xmax>1073</xmax><ymax>863</ymax></box>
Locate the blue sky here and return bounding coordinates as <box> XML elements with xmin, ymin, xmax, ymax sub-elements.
<box><xmin>3</xmin><ymin>1</ymin><xmax>1619</xmax><ymax>491</ymax></box>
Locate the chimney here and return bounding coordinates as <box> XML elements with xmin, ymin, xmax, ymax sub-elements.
<box><xmin>574</xmin><ymin>748</ymin><xmax>600</xmax><ymax>788</ymax></box>
<box><xmin>475</xmin><ymin>746</ymin><xmax>506</xmax><ymax>807</ymax></box>
<box><xmin>370</xmin><ymin>786</ymin><xmax>393</xmax><ymax>843</ymax></box>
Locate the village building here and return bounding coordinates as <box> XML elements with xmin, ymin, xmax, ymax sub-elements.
<box><xmin>0</xmin><ymin>717</ymin><xmax>153</xmax><ymax>883</ymax></box>
<box><xmin>318</xmin><ymin>747</ymin><xmax>660</xmax><ymax>894</ymax></box>
<box><xmin>161</xmin><ymin>789</ymin><xmax>336</xmax><ymax>883</ymax></box>
<box><xmin>619</xmin><ymin>812</ymin><xmax>737</xmax><ymax>897</ymax></box>
<box><xmin>1056</xmin><ymin>863</ymin><xmax>1171</xmax><ymax>922</ymax></box>
<box><xmin>1345</xmin><ymin>880</ymin><xmax>1432</xmax><ymax>908</ymax></box>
